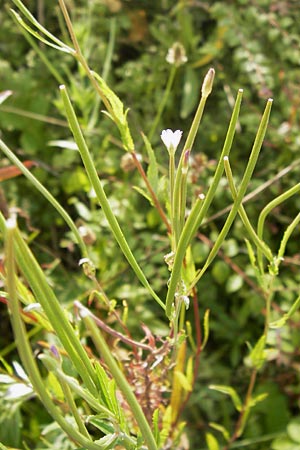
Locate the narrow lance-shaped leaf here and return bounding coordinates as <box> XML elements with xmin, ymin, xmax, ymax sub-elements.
<box><xmin>0</xmin><ymin>139</ymin><xmax>89</xmax><ymax>259</ymax></box>
<box><xmin>206</xmin><ymin>433</ymin><xmax>220</xmax><ymax>450</ymax></box>
<box><xmin>59</xmin><ymin>85</ymin><xmax>164</xmax><ymax>310</ymax></box>
<box><xmin>1</xmin><ymin>216</ymin><xmax>98</xmax><ymax>395</ymax></box>
<box><xmin>257</xmin><ymin>182</ymin><xmax>300</xmax><ymax>271</ymax></box>
<box><xmin>11</xmin><ymin>0</ymin><xmax>74</xmax><ymax>52</ymax></box>
<box><xmin>244</xmin><ymin>335</ymin><xmax>266</xmax><ymax>370</ymax></box>
<box><xmin>270</xmin><ymin>293</ymin><xmax>300</xmax><ymax>329</ymax></box>
<box><xmin>201</xmin><ymin>309</ymin><xmax>210</xmax><ymax>350</ymax></box>
<box><xmin>4</xmin><ymin>218</ymin><xmax>105</xmax><ymax>450</ymax></box>
<box><xmin>224</xmin><ymin>156</ymin><xmax>273</xmax><ymax>262</ymax></box>
<box><xmin>209</xmin><ymin>385</ymin><xmax>242</xmax><ymax>411</ymax></box>
<box><xmin>92</xmin><ymin>71</ymin><xmax>134</xmax><ymax>152</ymax></box>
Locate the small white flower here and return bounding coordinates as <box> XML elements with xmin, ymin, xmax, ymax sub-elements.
<box><xmin>166</xmin><ymin>42</ymin><xmax>188</xmax><ymax>67</ymax></box>
<box><xmin>161</xmin><ymin>129</ymin><xmax>183</xmax><ymax>153</ymax></box>
<box><xmin>182</xmin><ymin>295</ymin><xmax>190</xmax><ymax>309</ymax></box>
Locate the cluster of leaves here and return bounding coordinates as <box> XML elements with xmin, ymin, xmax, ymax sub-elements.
<box><xmin>1</xmin><ymin>0</ymin><xmax>300</xmax><ymax>449</ymax></box>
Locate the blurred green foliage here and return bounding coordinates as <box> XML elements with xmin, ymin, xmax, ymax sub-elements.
<box><xmin>1</xmin><ymin>0</ymin><xmax>300</xmax><ymax>448</ymax></box>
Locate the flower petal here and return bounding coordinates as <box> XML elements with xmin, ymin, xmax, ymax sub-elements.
<box><xmin>161</xmin><ymin>129</ymin><xmax>183</xmax><ymax>152</ymax></box>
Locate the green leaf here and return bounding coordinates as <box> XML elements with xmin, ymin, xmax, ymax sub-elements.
<box><xmin>108</xmin><ymin>379</ymin><xmax>121</xmax><ymax>418</ymax></box>
<box><xmin>94</xmin><ymin>433</ymin><xmax>119</xmax><ymax>449</ymax></box>
<box><xmin>226</xmin><ymin>274</ymin><xmax>243</xmax><ymax>293</ymax></box>
<box><xmin>46</xmin><ymin>371</ymin><xmax>64</xmax><ymax>401</ymax></box>
<box><xmin>249</xmin><ymin>392</ymin><xmax>268</xmax><ymax>408</ymax></box>
<box><xmin>184</xmin><ymin>245</ymin><xmax>196</xmax><ymax>284</ymax></box>
<box><xmin>186</xmin><ymin>356</ymin><xmax>194</xmax><ymax>387</ymax></box>
<box><xmin>223</xmin><ymin>238</ymin><xmax>240</xmax><ymax>257</ymax></box>
<box><xmin>201</xmin><ymin>309</ymin><xmax>210</xmax><ymax>350</ymax></box>
<box><xmin>209</xmin><ymin>423</ymin><xmax>230</xmax><ymax>442</ymax></box>
<box><xmin>141</xmin><ymin>132</ymin><xmax>159</xmax><ymax>192</ymax></box>
<box><xmin>206</xmin><ymin>432</ymin><xmax>220</xmax><ymax>450</ymax></box>
<box><xmin>209</xmin><ymin>385</ymin><xmax>242</xmax><ymax>411</ymax></box>
<box><xmin>160</xmin><ymin>406</ymin><xmax>172</xmax><ymax>446</ymax></box>
<box><xmin>244</xmin><ymin>335</ymin><xmax>266</xmax><ymax>370</ymax></box>
<box><xmin>95</xmin><ymin>362</ymin><xmax>112</xmax><ymax>410</ymax></box>
<box><xmin>270</xmin><ymin>294</ymin><xmax>300</xmax><ymax>329</ymax></box>
<box><xmin>212</xmin><ymin>260</ymin><xmax>230</xmax><ymax>284</ymax></box>
<box><xmin>271</xmin><ymin>436</ymin><xmax>300</xmax><ymax>450</ymax></box>
<box><xmin>180</xmin><ymin>67</ymin><xmax>200</xmax><ymax>119</ymax></box>
<box><xmin>92</xmin><ymin>71</ymin><xmax>134</xmax><ymax>152</ymax></box>
<box><xmin>269</xmin><ymin>316</ymin><xmax>288</xmax><ymax>329</ymax></box>
<box><xmin>174</xmin><ymin>370</ymin><xmax>192</xmax><ymax>392</ymax></box>
<box><xmin>245</xmin><ymin>238</ymin><xmax>256</xmax><ymax>267</ymax></box>
<box><xmin>133</xmin><ymin>185</ymin><xmax>154</xmax><ymax>205</ymax></box>
<box><xmin>10</xmin><ymin>9</ymin><xmax>72</xmax><ymax>53</ymax></box>
<box><xmin>152</xmin><ymin>408</ymin><xmax>160</xmax><ymax>445</ymax></box>
<box><xmin>0</xmin><ymin>403</ymin><xmax>22</xmax><ymax>448</ymax></box>
<box><xmin>86</xmin><ymin>417</ymin><xmax>114</xmax><ymax>435</ymax></box>
<box><xmin>0</xmin><ymin>444</ymin><xmax>9</xmax><ymax>450</ymax></box>
<box><xmin>287</xmin><ymin>418</ymin><xmax>300</xmax><ymax>443</ymax></box>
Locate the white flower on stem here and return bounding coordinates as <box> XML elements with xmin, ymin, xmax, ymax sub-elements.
<box><xmin>161</xmin><ymin>129</ymin><xmax>183</xmax><ymax>154</ymax></box>
<box><xmin>166</xmin><ymin>42</ymin><xmax>188</xmax><ymax>67</ymax></box>
<box><xmin>182</xmin><ymin>295</ymin><xmax>190</xmax><ymax>309</ymax></box>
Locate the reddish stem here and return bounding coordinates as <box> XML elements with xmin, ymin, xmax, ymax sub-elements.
<box><xmin>131</xmin><ymin>151</ymin><xmax>171</xmax><ymax>234</ymax></box>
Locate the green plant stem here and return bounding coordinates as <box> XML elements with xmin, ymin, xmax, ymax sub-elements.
<box><xmin>0</xmin><ymin>105</ymin><xmax>68</xmax><ymax>127</ymax></box>
<box><xmin>148</xmin><ymin>64</ymin><xmax>177</xmax><ymax>142</ymax></box>
<box><xmin>88</xmin><ymin>17</ymin><xmax>116</xmax><ymax>131</ymax></box>
<box><xmin>171</xmin><ymin>68</ymin><xmax>215</xmax><ymax>244</ymax></box>
<box><xmin>4</xmin><ymin>219</ymin><xmax>106</xmax><ymax>450</ymax></box>
<box><xmin>166</xmin><ymin>194</ymin><xmax>205</xmax><ymax>318</ymax></box>
<box><xmin>189</xmin><ymin>98</ymin><xmax>273</xmax><ymax>293</ymax></box>
<box><xmin>278</xmin><ymin>211</ymin><xmax>300</xmax><ymax>260</ymax></box>
<box><xmin>52</xmin><ymin>366</ymin><xmax>115</xmax><ymax>417</ymax></box>
<box><xmin>0</xmin><ymin>139</ymin><xmax>89</xmax><ymax>259</ymax></box>
<box><xmin>165</xmin><ymin>89</ymin><xmax>244</xmax><ymax>318</ymax></box>
<box><xmin>169</xmin><ymin>149</ymin><xmax>176</xmax><ymax>249</ymax></box>
<box><xmin>204</xmin><ymin>158</ymin><xmax>300</xmax><ymax>225</ymax></box>
<box><xmin>178</xmin><ymin>150</ymin><xmax>190</xmax><ymax>234</ymax></box>
<box><xmin>59</xmin><ymin>374</ymin><xmax>91</xmax><ymax>439</ymax></box>
<box><xmin>270</xmin><ymin>293</ymin><xmax>300</xmax><ymax>328</ymax></box>
<box><xmin>81</xmin><ymin>313</ymin><xmax>158</xmax><ymax>450</ymax></box>
<box><xmin>10</xmin><ymin>1</ymin><xmax>74</xmax><ymax>53</ymax></box>
<box><xmin>172</xmin><ymin>89</ymin><xmax>210</xmax><ymax>245</ymax></box>
<box><xmin>0</xmin><ymin>212</ymin><xmax>98</xmax><ymax>395</ymax></box>
<box><xmin>59</xmin><ymin>85</ymin><xmax>164</xmax><ymax>309</ymax></box>
<box><xmin>58</xmin><ymin>0</ymin><xmax>113</xmax><ymax>116</ymax></box>
<box><xmin>257</xmin><ymin>182</ymin><xmax>300</xmax><ymax>270</ymax></box>
<box><xmin>223</xmin><ymin>369</ymin><xmax>258</xmax><ymax>450</ymax></box>
<box><xmin>9</xmin><ymin>9</ymin><xmax>65</xmax><ymax>84</ymax></box>
<box><xmin>263</xmin><ymin>281</ymin><xmax>274</xmax><ymax>338</ymax></box>
<box><xmin>224</xmin><ymin>156</ymin><xmax>273</xmax><ymax>261</ymax></box>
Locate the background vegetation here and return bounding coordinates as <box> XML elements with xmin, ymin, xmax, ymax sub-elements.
<box><xmin>1</xmin><ymin>0</ymin><xmax>300</xmax><ymax>449</ymax></box>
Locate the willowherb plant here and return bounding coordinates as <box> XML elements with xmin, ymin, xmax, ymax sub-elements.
<box><xmin>1</xmin><ymin>1</ymin><xmax>300</xmax><ymax>449</ymax></box>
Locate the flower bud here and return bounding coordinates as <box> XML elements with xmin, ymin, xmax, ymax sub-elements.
<box><xmin>166</xmin><ymin>42</ymin><xmax>188</xmax><ymax>67</ymax></box>
<box><xmin>201</xmin><ymin>68</ymin><xmax>215</xmax><ymax>98</ymax></box>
